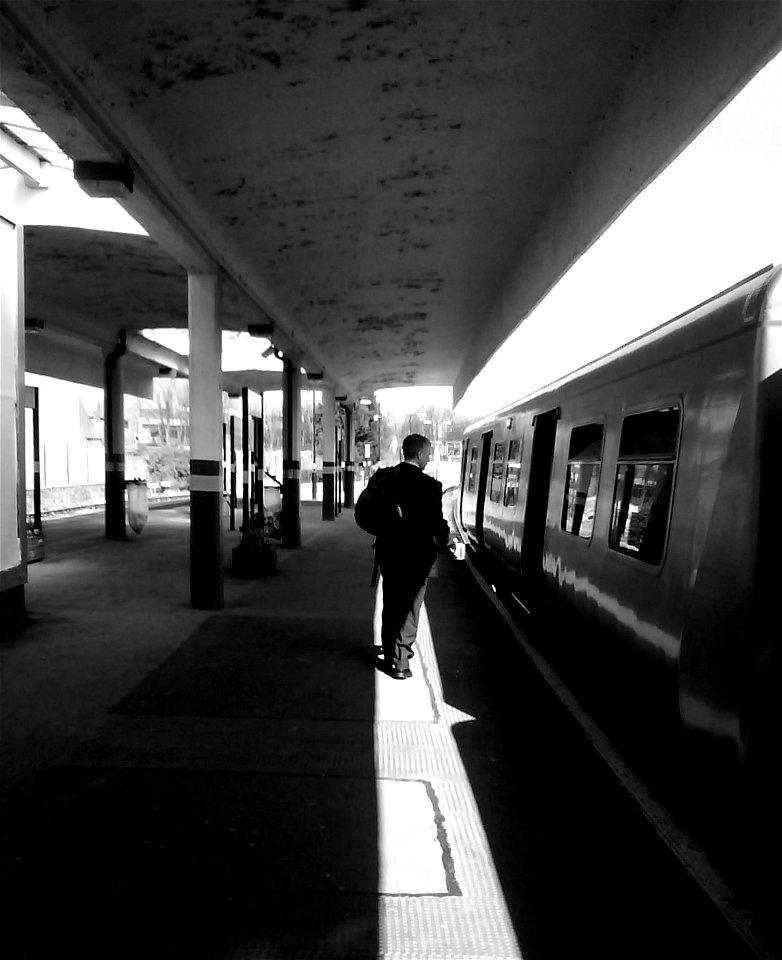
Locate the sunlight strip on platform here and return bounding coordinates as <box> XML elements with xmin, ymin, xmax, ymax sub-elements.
<box><xmin>372</xmin><ymin>582</ymin><xmax>523</xmax><ymax>957</ymax></box>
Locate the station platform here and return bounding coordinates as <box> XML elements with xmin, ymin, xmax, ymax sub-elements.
<box><xmin>0</xmin><ymin>503</ymin><xmax>768</xmax><ymax>960</ymax></box>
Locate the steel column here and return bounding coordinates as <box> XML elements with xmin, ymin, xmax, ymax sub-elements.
<box><xmin>321</xmin><ymin>386</ymin><xmax>335</xmax><ymax>521</ymax></box>
<box><xmin>241</xmin><ymin>387</ymin><xmax>250</xmax><ymax>534</ymax></box>
<box><xmin>229</xmin><ymin>415</ymin><xmax>237</xmax><ymax>531</ymax></box>
<box><xmin>343</xmin><ymin>403</ymin><xmax>355</xmax><ymax>508</ymax></box>
<box><xmin>104</xmin><ymin>331</ymin><xmax>127</xmax><ymax>541</ymax></box>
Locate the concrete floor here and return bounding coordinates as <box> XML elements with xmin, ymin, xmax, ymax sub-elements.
<box><xmin>0</xmin><ymin>503</ymin><xmax>769</xmax><ymax>960</ymax></box>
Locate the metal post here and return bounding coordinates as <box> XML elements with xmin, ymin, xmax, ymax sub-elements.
<box><xmin>343</xmin><ymin>403</ymin><xmax>354</xmax><ymax>508</ymax></box>
<box><xmin>31</xmin><ymin>386</ymin><xmax>41</xmax><ymax>534</ymax></box>
<box><xmin>241</xmin><ymin>387</ymin><xmax>250</xmax><ymax>536</ymax></box>
<box><xmin>282</xmin><ymin>357</ymin><xmax>301</xmax><ymax>547</ymax></box>
<box><xmin>321</xmin><ymin>387</ymin><xmax>336</xmax><ymax>521</ymax></box>
<box><xmin>222</xmin><ymin>419</ymin><xmax>227</xmax><ymax>516</ymax></box>
<box><xmin>335</xmin><ymin>424</ymin><xmax>342</xmax><ymax>516</ymax></box>
<box><xmin>250</xmin><ymin>414</ymin><xmax>256</xmax><ymax>517</ymax></box>
<box><xmin>104</xmin><ymin>331</ymin><xmax>127</xmax><ymax>541</ymax></box>
<box><xmin>312</xmin><ymin>389</ymin><xmax>317</xmax><ymax>499</ymax></box>
<box><xmin>229</xmin><ymin>414</ymin><xmax>236</xmax><ymax>531</ymax></box>
<box><xmin>256</xmin><ymin>396</ymin><xmax>264</xmax><ymax>528</ymax></box>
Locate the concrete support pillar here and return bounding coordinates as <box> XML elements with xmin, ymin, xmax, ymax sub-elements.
<box><xmin>343</xmin><ymin>403</ymin><xmax>355</xmax><ymax>508</ymax></box>
<box><xmin>104</xmin><ymin>332</ymin><xmax>127</xmax><ymax>541</ymax></box>
<box><xmin>335</xmin><ymin>420</ymin><xmax>343</xmax><ymax>516</ymax></box>
<box><xmin>0</xmin><ymin>217</ymin><xmax>26</xmax><ymax>620</ymax></box>
<box><xmin>188</xmin><ymin>272</ymin><xmax>223</xmax><ymax>610</ymax></box>
<box><xmin>321</xmin><ymin>386</ymin><xmax>336</xmax><ymax>521</ymax></box>
<box><xmin>282</xmin><ymin>357</ymin><xmax>301</xmax><ymax>548</ymax></box>
<box><xmin>240</xmin><ymin>386</ymin><xmax>250</xmax><ymax>535</ymax></box>
<box><xmin>229</xmin><ymin>414</ymin><xmax>237</xmax><ymax>531</ymax></box>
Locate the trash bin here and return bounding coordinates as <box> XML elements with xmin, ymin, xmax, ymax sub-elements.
<box><xmin>263</xmin><ymin>482</ymin><xmax>282</xmax><ymax>539</ymax></box>
<box><xmin>127</xmin><ymin>479</ymin><xmax>149</xmax><ymax>534</ymax></box>
<box><xmin>26</xmin><ymin>516</ymin><xmax>45</xmax><ymax>563</ymax></box>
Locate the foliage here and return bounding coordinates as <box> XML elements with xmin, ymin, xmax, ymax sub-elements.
<box><xmin>143</xmin><ymin>444</ymin><xmax>190</xmax><ymax>482</ymax></box>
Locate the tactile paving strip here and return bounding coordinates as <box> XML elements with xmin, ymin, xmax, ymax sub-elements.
<box><xmin>226</xmin><ymin>601</ymin><xmax>523</xmax><ymax>959</ymax></box>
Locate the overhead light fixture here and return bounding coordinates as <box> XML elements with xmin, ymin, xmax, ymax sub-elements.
<box><xmin>73</xmin><ymin>160</ymin><xmax>134</xmax><ymax>198</ymax></box>
<box><xmin>25</xmin><ymin>317</ymin><xmax>45</xmax><ymax>333</ymax></box>
<box><xmin>306</xmin><ymin>371</ymin><xmax>323</xmax><ymax>381</ymax></box>
<box><xmin>359</xmin><ymin>397</ymin><xmax>372</xmax><ymax>406</ymax></box>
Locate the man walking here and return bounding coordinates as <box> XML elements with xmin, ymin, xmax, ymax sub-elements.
<box><xmin>375</xmin><ymin>434</ymin><xmax>450</xmax><ymax>679</ymax></box>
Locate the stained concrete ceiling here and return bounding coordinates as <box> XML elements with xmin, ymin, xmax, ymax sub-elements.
<box><xmin>1</xmin><ymin>1</ymin><xmax>779</xmax><ymax>402</ymax></box>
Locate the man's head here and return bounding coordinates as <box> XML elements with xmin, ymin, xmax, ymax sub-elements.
<box><xmin>402</xmin><ymin>433</ymin><xmax>431</xmax><ymax>470</ymax></box>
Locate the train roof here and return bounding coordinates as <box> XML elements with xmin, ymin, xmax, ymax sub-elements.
<box><xmin>463</xmin><ymin>262</ymin><xmax>780</xmax><ymax>433</ymax></box>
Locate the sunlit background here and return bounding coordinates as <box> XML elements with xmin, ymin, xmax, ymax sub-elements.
<box><xmin>454</xmin><ymin>51</ymin><xmax>781</xmax><ymax>418</ymax></box>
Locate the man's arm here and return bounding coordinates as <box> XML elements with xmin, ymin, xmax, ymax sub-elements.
<box><xmin>432</xmin><ymin>480</ymin><xmax>450</xmax><ymax>547</ymax></box>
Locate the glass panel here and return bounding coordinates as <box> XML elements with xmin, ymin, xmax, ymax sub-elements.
<box><xmin>562</xmin><ymin>424</ymin><xmax>603</xmax><ymax>539</ymax></box>
<box><xmin>618</xmin><ymin>407</ymin><xmax>680</xmax><ymax>460</ymax></box>
<box><xmin>568</xmin><ymin>423</ymin><xmax>603</xmax><ymax>461</ymax></box>
<box><xmin>610</xmin><ymin>462</ymin><xmax>674</xmax><ymax>564</ymax></box>
<box><xmin>562</xmin><ymin>462</ymin><xmax>599</xmax><ymax>539</ymax></box>
<box><xmin>489</xmin><ymin>442</ymin><xmax>506</xmax><ymax>502</ymax></box>
<box><xmin>467</xmin><ymin>447</ymin><xmax>478</xmax><ymax>492</ymax></box>
<box><xmin>503</xmin><ymin>439</ymin><xmax>522</xmax><ymax>507</ymax></box>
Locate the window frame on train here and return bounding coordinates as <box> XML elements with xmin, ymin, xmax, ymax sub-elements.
<box><xmin>503</xmin><ymin>437</ymin><xmax>523</xmax><ymax>508</ymax></box>
<box><xmin>561</xmin><ymin>421</ymin><xmax>604</xmax><ymax>541</ymax></box>
<box><xmin>608</xmin><ymin>401</ymin><xmax>682</xmax><ymax>566</ymax></box>
<box><xmin>466</xmin><ymin>445</ymin><xmax>479</xmax><ymax>492</ymax></box>
<box><xmin>489</xmin><ymin>441</ymin><xmax>506</xmax><ymax>503</ymax></box>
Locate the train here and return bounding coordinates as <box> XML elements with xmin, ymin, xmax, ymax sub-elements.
<box><xmin>451</xmin><ymin>263</ymin><xmax>781</xmax><ymax>861</ymax></box>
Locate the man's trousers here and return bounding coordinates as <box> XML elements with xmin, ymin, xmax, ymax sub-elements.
<box><xmin>379</xmin><ymin>564</ymin><xmax>428</xmax><ymax>671</ymax></box>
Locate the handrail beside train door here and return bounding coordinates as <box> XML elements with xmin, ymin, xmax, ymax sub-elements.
<box><xmin>475</xmin><ymin>430</ymin><xmax>493</xmax><ymax>548</ymax></box>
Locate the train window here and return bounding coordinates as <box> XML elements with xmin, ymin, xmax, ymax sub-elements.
<box><xmin>504</xmin><ymin>439</ymin><xmax>522</xmax><ymax>507</ymax></box>
<box><xmin>609</xmin><ymin>407</ymin><xmax>680</xmax><ymax>565</ymax></box>
<box><xmin>467</xmin><ymin>447</ymin><xmax>479</xmax><ymax>492</ymax></box>
<box><xmin>489</xmin><ymin>442</ymin><xmax>506</xmax><ymax>502</ymax></box>
<box><xmin>562</xmin><ymin>423</ymin><xmax>603</xmax><ymax>539</ymax></box>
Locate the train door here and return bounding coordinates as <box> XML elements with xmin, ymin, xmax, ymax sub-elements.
<box><xmin>521</xmin><ymin>408</ymin><xmax>558</xmax><ymax>576</ymax></box>
<box><xmin>475</xmin><ymin>430</ymin><xmax>493</xmax><ymax>548</ymax></box>
<box><xmin>457</xmin><ymin>439</ymin><xmax>470</xmax><ymax>528</ymax></box>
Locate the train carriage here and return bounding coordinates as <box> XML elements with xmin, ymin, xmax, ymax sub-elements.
<box><xmin>455</xmin><ymin>264</ymin><xmax>781</xmax><ymax>788</ymax></box>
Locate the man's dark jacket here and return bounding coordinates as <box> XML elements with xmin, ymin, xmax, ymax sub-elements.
<box><xmin>375</xmin><ymin>462</ymin><xmax>450</xmax><ymax>580</ymax></box>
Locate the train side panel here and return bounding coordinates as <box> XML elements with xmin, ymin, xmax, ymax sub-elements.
<box><xmin>458</xmin><ymin>266</ymin><xmax>778</xmax><ymax>758</ymax></box>
<box><xmin>542</xmin><ymin>324</ymin><xmax>759</xmax><ymax>744</ymax></box>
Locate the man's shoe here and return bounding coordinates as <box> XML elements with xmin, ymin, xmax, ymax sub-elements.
<box><xmin>389</xmin><ymin>666</ymin><xmax>412</xmax><ymax>680</ymax></box>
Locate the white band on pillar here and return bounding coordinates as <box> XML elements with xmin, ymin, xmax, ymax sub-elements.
<box><xmin>191</xmin><ymin>475</ymin><xmax>222</xmax><ymax>492</ymax></box>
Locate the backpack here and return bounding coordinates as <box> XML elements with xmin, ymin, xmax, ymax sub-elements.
<box><xmin>354</xmin><ymin>467</ymin><xmax>402</xmax><ymax>536</ymax></box>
